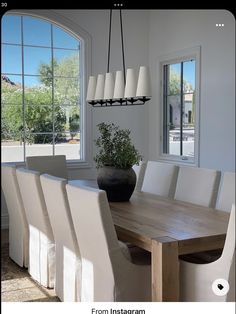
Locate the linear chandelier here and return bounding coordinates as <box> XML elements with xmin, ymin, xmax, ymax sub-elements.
<box><xmin>86</xmin><ymin>9</ymin><xmax>151</xmax><ymax>107</ymax></box>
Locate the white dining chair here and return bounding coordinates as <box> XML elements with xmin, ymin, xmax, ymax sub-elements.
<box><xmin>66</xmin><ymin>184</ymin><xmax>151</xmax><ymax>302</ymax></box>
<box><xmin>191</xmin><ymin>171</ymin><xmax>235</xmax><ymax>264</ymax></box>
<box><xmin>40</xmin><ymin>174</ymin><xmax>81</xmax><ymax>301</ymax></box>
<box><xmin>141</xmin><ymin>161</ymin><xmax>178</xmax><ymax>198</ymax></box>
<box><xmin>215</xmin><ymin>172</ymin><xmax>235</xmax><ymax>212</ymax></box>
<box><xmin>1</xmin><ymin>164</ymin><xmax>29</xmax><ymax>267</ymax></box>
<box><xmin>16</xmin><ymin>168</ymin><xmax>55</xmax><ymax>288</ymax></box>
<box><xmin>132</xmin><ymin>161</ymin><xmax>147</xmax><ymax>191</ymax></box>
<box><xmin>174</xmin><ymin>166</ymin><xmax>220</xmax><ymax>207</ymax></box>
<box><xmin>180</xmin><ymin>204</ymin><xmax>235</xmax><ymax>301</ymax></box>
<box><xmin>190</xmin><ymin>171</ymin><xmax>235</xmax><ymax>265</ymax></box>
<box><xmin>26</xmin><ymin>155</ymin><xmax>68</xmax><ymax>179</ymax></box>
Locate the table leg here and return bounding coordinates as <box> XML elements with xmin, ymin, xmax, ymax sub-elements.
<box><xmin>151</xmin><ymin>237</ymin><xmax>179</xmax><ymax>301</ymax></box>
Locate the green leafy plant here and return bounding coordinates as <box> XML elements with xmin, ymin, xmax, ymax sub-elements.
<box><xmin>94</xmin><ymin>122</ymin><xmax>141</xmax><ymax>169</ymax></box>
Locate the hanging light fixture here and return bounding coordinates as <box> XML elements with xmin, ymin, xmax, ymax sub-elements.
<box><xmin>86</xmin><ymin>9</ymin><xmax>151</xmax><ymax>107</ymax></box>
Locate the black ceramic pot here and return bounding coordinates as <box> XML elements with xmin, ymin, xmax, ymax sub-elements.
<box><xmin>97</xmin><ymin>166</ymin><xmax>136</xmax><ymax>202</ymax></box>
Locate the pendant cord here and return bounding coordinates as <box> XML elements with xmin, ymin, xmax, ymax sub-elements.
<box><xmin>107</xmin><ymin>9</ymin><xmax>126</xmax><ymax>83</ymax></box>
<box><xmin>107</xmin><ymin>9</ymin><xmax>112</xmax><ymax>73</ymax></box>
<box><xmin>119</xmin><ymin>9</ymin><xmax>126</xmax><ymax>83</ymax></box>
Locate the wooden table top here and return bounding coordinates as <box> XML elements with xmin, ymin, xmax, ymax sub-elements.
<box><xmin>69</xmin><ymin>180</ymin><xmax>230</xmax><ymax>301</ymax></box>
<box><xmin>109</xmin><ymin>191</ymin><xmax>229</xmax><ymax>253</ymax></box>
<box><xmin>69</xmin><ymin>180</ymin><xmax>229</xmax><ymax>254</ymax></box>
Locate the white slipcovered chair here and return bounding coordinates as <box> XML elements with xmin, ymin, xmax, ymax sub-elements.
<box><xmin>1</xmin><ymin>164</ymin><xmax>29</xmax><ymax>267</ymax></box>
<box><xmin>180</xmin><ymin>204</ymin><xmax>235</xmax><ymax>301</ymax></box>
<box><xmin>16</xmin><ymin>168</ymin><xmax>55</xmax><ymax>288</ymax></box>
<box><xmin>40</xmin><ymin>174</ymin><xmax>81</xmax><ymax>301</ymax></box>
<box><xmin>215</xmin><ymin>172</ymin><xmax>235</xmax><ymax>212</ymax></box>
<box><xmin>132</xmin><ymin>161</ymin><xmax>147</xmax><ymax>192</ymax></box>
<box><xmin>141</xmin><ymin>161</ymin><xmax>179</xmax><ymax>198</ymax></box>
<box><xmin>26</xmin><ymin>155</ymin><xmax>68</xmax><ymax>179</ymax></box>
<box><xmin>66</xmin><ymin>184</ymin><xmax>151</xmax><ymax>302</ymax></box>
<box><xmin>174</xmin><ymin>166</ymin><xmax>220</xmax><ymax>207</ymax></box>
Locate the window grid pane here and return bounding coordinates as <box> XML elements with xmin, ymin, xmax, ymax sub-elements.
<box><xmin>1</xmin><ymin>14</ymin><xmax>82</xmax><ymax>162</ymax></box>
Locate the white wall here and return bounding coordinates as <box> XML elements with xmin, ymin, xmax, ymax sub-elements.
<box><xmin>148</xmin><ymin>10</ymin><xmax>235</xmax><ymax>171</ymax></box>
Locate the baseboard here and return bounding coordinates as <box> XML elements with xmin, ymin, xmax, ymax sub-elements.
<box><xmin>1</xmin><ymin>214</ymin><xmax>9</xmax><ymax>229</ymax></box>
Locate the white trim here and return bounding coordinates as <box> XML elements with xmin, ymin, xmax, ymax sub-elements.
<box><xmin>2</xmin><ymin>10</ymin><xmax>93</xmax><ymax>169</ymax></box>
<box><xmin>159</xmin><ymin>46</ymin><xmax>201</xmax><ymax>167</ymax></box>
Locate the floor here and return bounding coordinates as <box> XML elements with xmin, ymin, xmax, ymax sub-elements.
<box><xmin>1</xmin><ymin>229</ymin><xmax>60</xmax><ymax>302</ymax></box>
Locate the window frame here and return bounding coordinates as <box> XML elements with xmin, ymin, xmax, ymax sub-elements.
<box><xmin>1</xmin><ymin>10</ymin><xmax>92</xmax><ymax>169</ymax></box>
<box><xmin>159</xmin><ymin>46</ymin><xmax>201</xmax><ymax>166</ymax></box>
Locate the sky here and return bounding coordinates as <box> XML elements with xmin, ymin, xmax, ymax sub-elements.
<box><xmin>170</xmin><ymin>61</ymin><xmax>195</xmax><ymax>89</ymax></box>
<box><xmin>1</xmin><ymin>15</ymin><xmax>80</xmax><ymax>87</ymax></box>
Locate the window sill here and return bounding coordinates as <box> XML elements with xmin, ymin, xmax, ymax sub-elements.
<box><xmin>1</xmin><ymin>160</ymin><xmax>93</xmax><ymax>170</ymax></box>
<box><xmin>158</xmin><ymin>154</ymin><xmax>198</xmax><ymax>167</ymax></box>
<box><xmin>67</xmin><ymin>160</ymin><xmax>93</xmax><ymax>169</ymax></box>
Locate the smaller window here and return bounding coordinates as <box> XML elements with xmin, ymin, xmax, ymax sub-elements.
<box><xmin>161</xmin><ymin>48</ymin><xmax>200</xmax><ymax>165</ymax></box>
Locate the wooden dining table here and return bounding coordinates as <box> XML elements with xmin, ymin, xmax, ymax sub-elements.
<box><xmin>70</xmin><ymin>180</ymin><xmax>229</xmax><ymax>302</ymax></box>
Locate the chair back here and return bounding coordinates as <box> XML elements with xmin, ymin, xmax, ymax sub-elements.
<box><xmin>180</xmin><ymin>205</ymin><xmax>235</xmax><ymax>302</ymax></box>
<box><xmin>174</xmin><ymin>166</ymin><xmax>220</xmax><ymax>207</ymax></box>
<box><xmin>26</xmin><ymin>155</ymin><xmax>68</xmax><ymax>179</ymax></box>
<box><xmin>16</xmin><ymin>167</ymin><xmax>55</xmax><ymax>287</ymax></box>
<box><xmin>141</xmin><ymin>161</ymin><xmax>178</xmax><ymax>198</ymax></box>
<box><xmin>16</xmin><ymin>168</ymin><xmax>53</xmax><ymax>238</ymax></box>
<box><xmin>219</xmin><ymin>204</ymin><xmax>235</xmax><ymax>301</ymax></box>
<box><xmin>221</xmin><ymin>204</ymin><xmax>235</xmax><ymax>262</ymax></box>
<box><xmin>40</xmin><ymin>174</ymin><xmax>80</xmax><ymax>301</ymax></box>
<box><xmin>40</xmin><ymin>174</ymin><xmax>78</xmax><ymax>250</ymax></box>
<box><xmin>216</xmin><ymin>172</ymin><xmax>235</xmax><ymax>212</ymax></box>
<box><xmin>1</xmin><ymin>164</ymin><xmax>29</xmax><ymax>267</ymax></box>
<box><xmin>66</xmin><ymin>184</ymin><xmax>121</xmax><ymax>301</ymax></box>
<box><xmin>132</xmin><ymin>161</ymin><xmax>147</xmax><ymax>191</ymax></box>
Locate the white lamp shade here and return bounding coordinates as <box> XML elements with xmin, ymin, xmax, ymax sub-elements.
<box><xmin>104</xmin><ymin>72</ymin><xmax>114</xmax><ymax>100</ymax></box>
<box><xmin>113</xmin><ymin>71</ymin><xmax>124</xmax><ymax>99</ymax></box>
<box><xmin>86</xmin><ymin>76</ymin><xmax>97</xmax><ymax>101</ymax></box>
<box><xmin>124</xmin><ymin>68</ymin><xmax>137</xmax><ymax>98</ymax></box>
<box><xmin>136</xmin><ymin>66</ymin><xmax>151</xmax><ymax>97</ymax></box>
<box><xmin>94</xmin><ymin>74</ymin><xmax>105</xmax><ymax>100</ymax></box>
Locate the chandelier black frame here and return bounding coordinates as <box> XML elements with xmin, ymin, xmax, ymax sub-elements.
<box><xmin>86</xmin><ymin>9</ymin><xmax>151</xmax><ymax>107</ymax></box>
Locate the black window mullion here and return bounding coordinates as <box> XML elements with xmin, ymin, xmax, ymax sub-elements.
<box><xmin>180</xmin><ymin>62</ymin><xmax>183</xmax><ymax>155</ymax></box>
<box><xmin>163</xmin><ymin>65</ymin><xmax>168</xmax><ymax>154</ymax></box>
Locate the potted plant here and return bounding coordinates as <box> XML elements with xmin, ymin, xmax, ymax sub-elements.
<box><xmin>94</xmin><ymin>122</ymin><xmax>141</xmax><ymax>201</ymax></box>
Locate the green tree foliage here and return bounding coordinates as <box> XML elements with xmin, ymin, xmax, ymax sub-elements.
<box><xmin>38</xmin><ymin>59</ymin><xmax>58</xmax><ymax>87</ymax></box>
<box><xmin>69</xmin><ymin>107</ymin><xmax>80</xmax><ymax>139</ymax></box>
<box><xmin>1</xmin><ymin>82</ymin><xmax>23</xmax><ymax>141</ymax></box>
<box><xmin>1</xmin><ymin>82</ymin><xmax>66</xmax><ymax>143</ymax></box>
<box><xmin>169</xmin><ymin>71</ymin><xmax>194</xmax><ymax>95</ymax></box>
<box><xmin>39</xmin><ymin>53</ymin><xmax>80</xmax><ymax>105</ymax></box>
<box><xmin>1</xmin><ymin>53</ymin><xmax>80</xmax><ymax>144</ymax></box>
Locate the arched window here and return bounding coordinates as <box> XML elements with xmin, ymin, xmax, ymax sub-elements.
<box><xmin>1</xmin><ymin>14</ymin><xmax>84</xmax><ymax>162</ymax></box>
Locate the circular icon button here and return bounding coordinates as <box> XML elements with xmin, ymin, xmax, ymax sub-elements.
<box><xmin>212</xmin><ymin>278</ymin><xmax>229</xmax><ymax>296</ymax></box>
